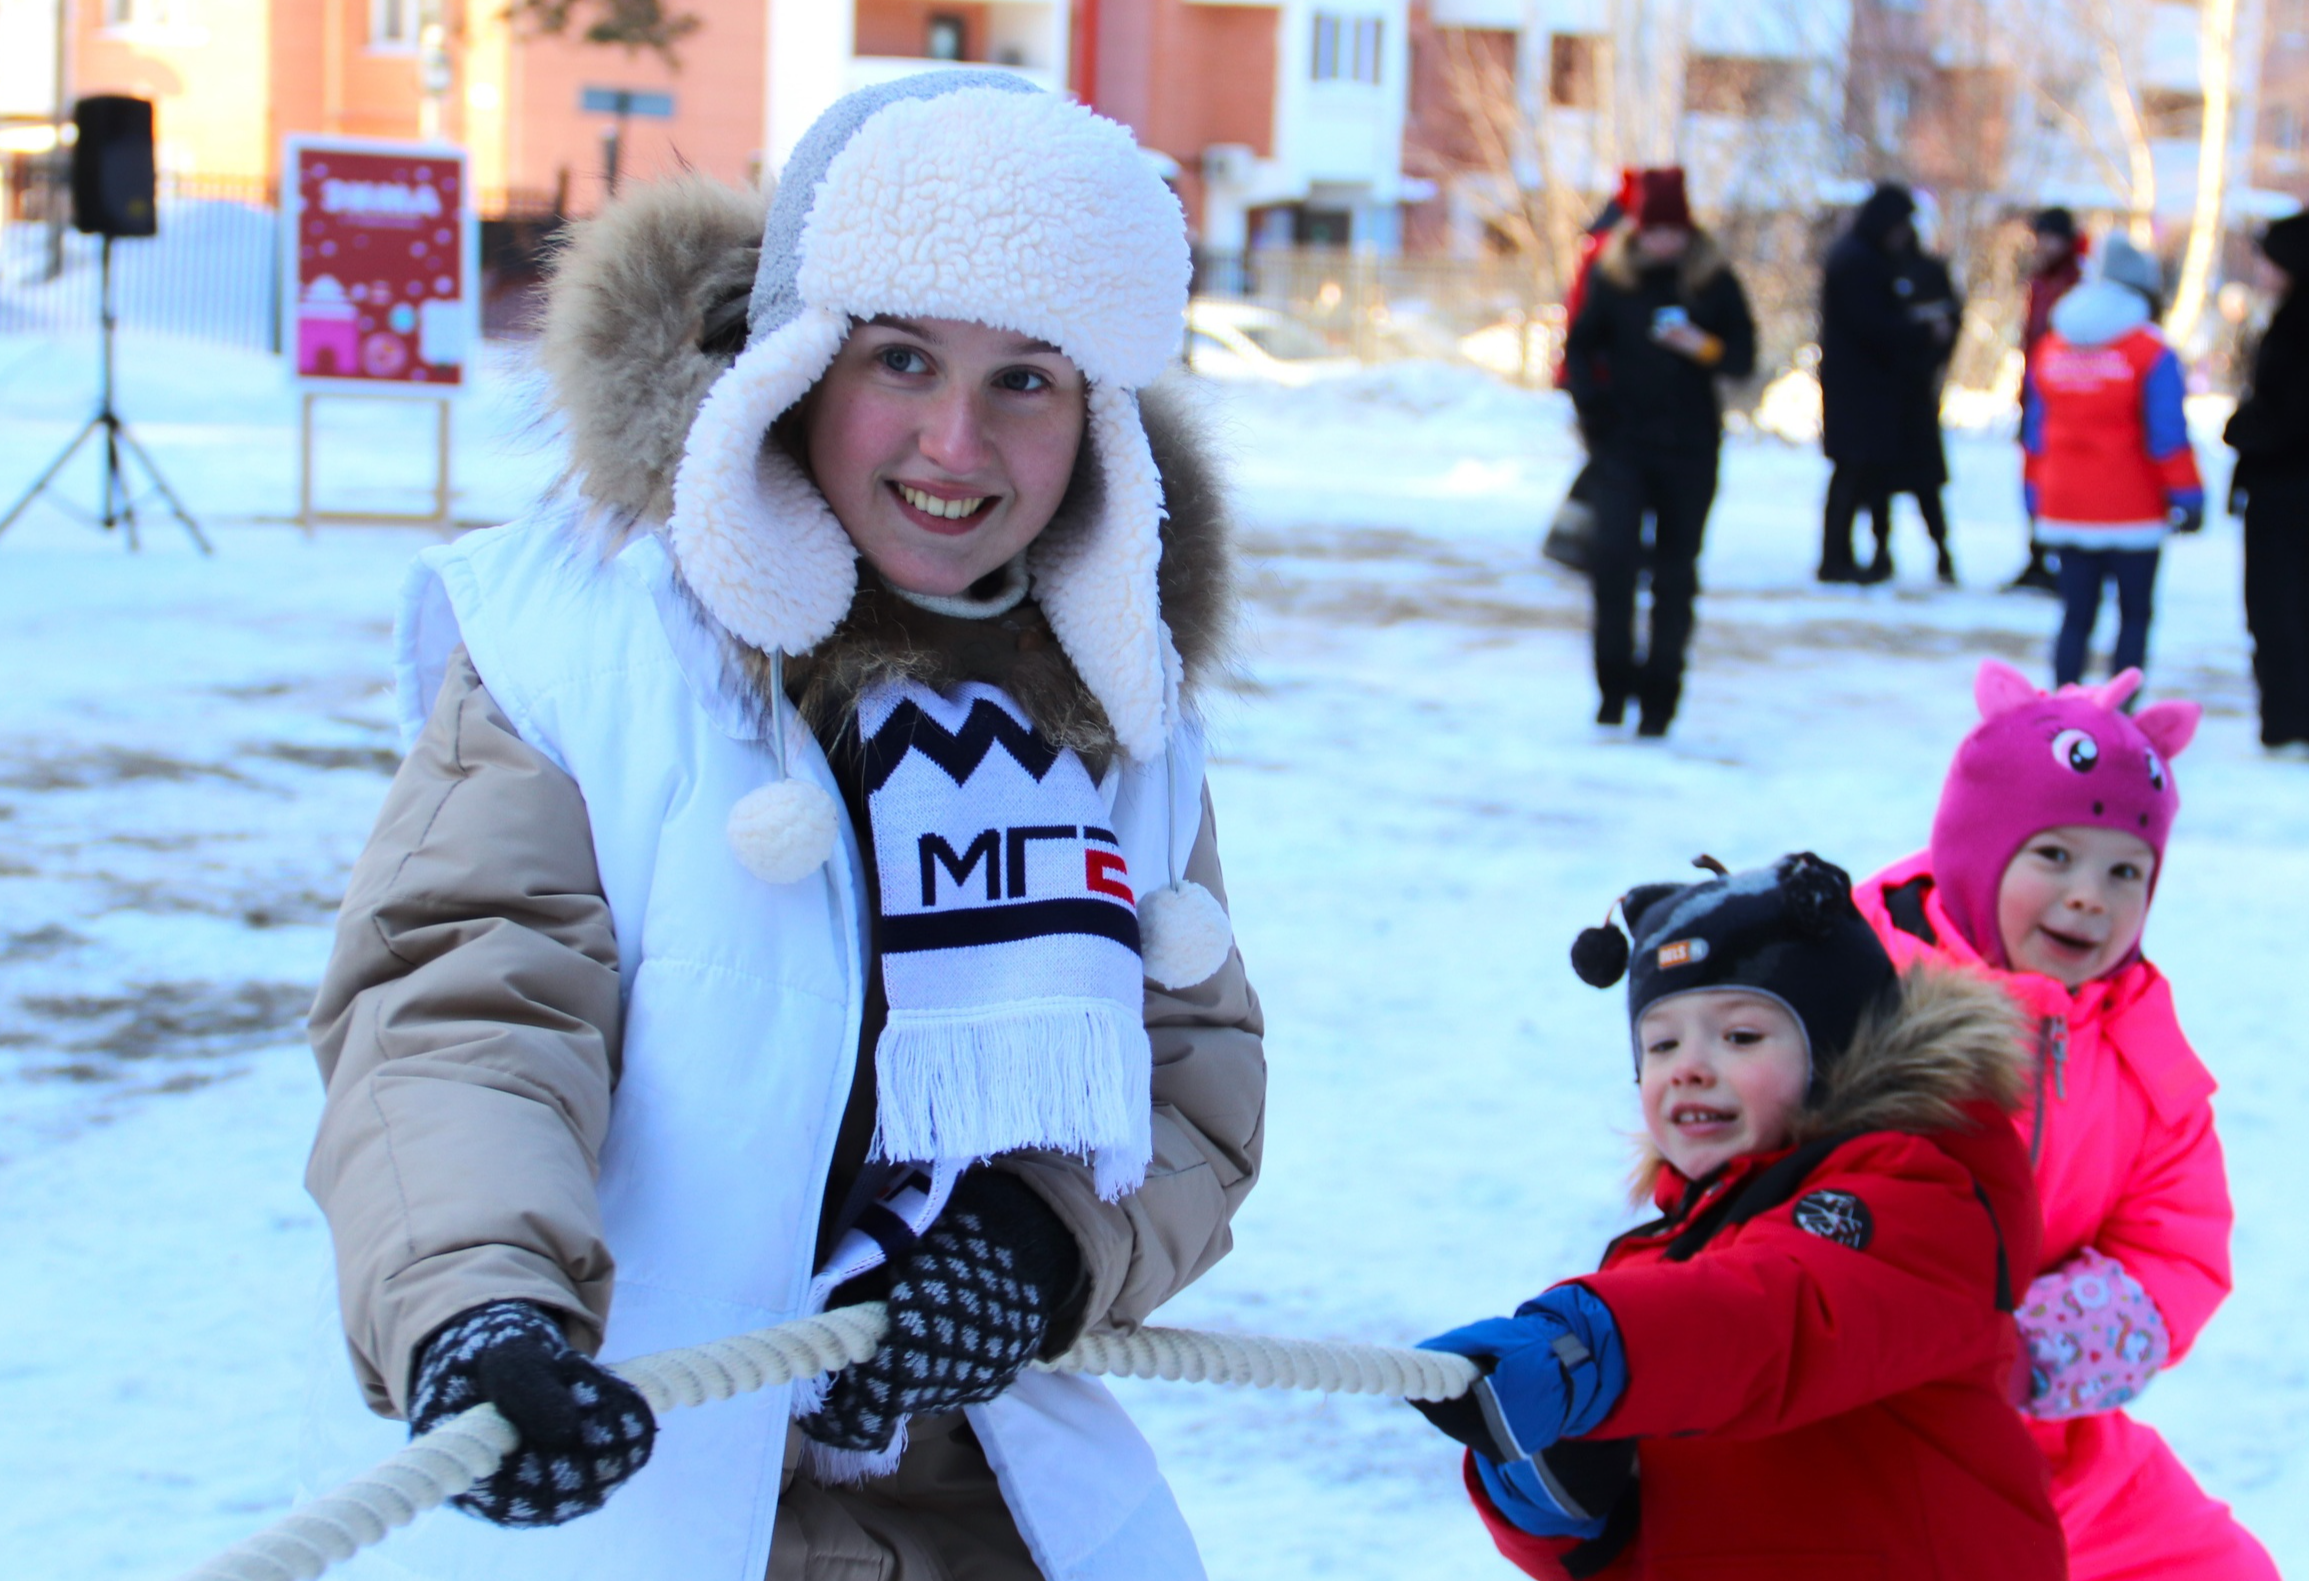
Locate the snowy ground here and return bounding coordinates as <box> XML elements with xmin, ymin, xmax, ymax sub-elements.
<box><xmin>2</xmin><ymin>333</ymin><xmax>2303</xmax><ymax>1579</ymax></box>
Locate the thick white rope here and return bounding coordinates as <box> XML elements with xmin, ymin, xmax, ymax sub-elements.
<box><xmin>179</xmin><ymin>1305</ymin><xmax>1476</xmax><ymax>1581</ymax></box>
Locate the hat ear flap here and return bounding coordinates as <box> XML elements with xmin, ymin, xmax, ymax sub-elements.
<box><xmin>1974</xmin><ymin>659</ymin><xmax>2037</xmax><ymax>720</ymax></box>
<box><xmin>2136</xmin><ymin>699</ymin><xmax>2202</xmax><ymax>758</ymax></box>
<box><xmin>1620</xmin><ymin>883</ymin><xmax>1684</xmax><ymax>940</ymax></box>
<box><xmin>1779</xmin><ymin>852</ymin><xmax>1857</xmax><ymax>936</ymax></box>
<box><xmin>668</xmin><ymin>305</ymin><xmax>858</xmax><ymax>656</ymax></box>
<box><xmin>1030</xmin><ymin>384</ymin><xmax>1175</xmax><ymax>761</ymax></box>
<box><xmin>2091</xmin><ymin>668</ymin><xmax>2144</xmax><ymax>713</ymax></box>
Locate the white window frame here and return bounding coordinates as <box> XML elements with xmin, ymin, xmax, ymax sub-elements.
<box><xmin>1312</xmin><ymin>12</ymin><xmax>1381</xmax><ymax>85</ymax></box>
<box><xmin>1312</xmin><ymin>14</ymin><xmax>1342</xmax><ymax>81</ymax></box>
<box><xmin>370</xmin><ymin>0</ymin><xmax>419</xmax><ymax>51</ymax></box>
<box><xmin>102</xmin><ymin>0</ymin><xmax>201</xmax><ymax>39</ymax></box>
<box><xmin>1350</xmin><ymin>16</ymin><xmax>1382</xmax><ymax>83</ymax></box>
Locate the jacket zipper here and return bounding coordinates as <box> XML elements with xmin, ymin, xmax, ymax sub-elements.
<box><xmin>2029</xmin><ymin>1014</ymin><xmax>2068</xmax><ymax>1165</ymax></box>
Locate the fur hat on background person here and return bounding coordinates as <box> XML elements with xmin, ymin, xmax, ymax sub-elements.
<box><xmin>2260</xmin><ymin>210</ymin><xmax>2309</xmax><ymax>281</ymax></box>
<box><xmin>1632</xmin><ymin>167</ymin><xmax>1693</xmax><ymax>231</ymax></box>
<box><xmin>2095</xmin><ymin>233</ymin><xmax>2166</xmax><ymax>310</ymax></box>
<box><xmin>669</xmin><ymin>70</ymin><xmax>1192</xmax><ymax>763</ymax></box>
<box><xmin>1853</xmin><ymin>183</ymin><xmax>1916</xmax><ymax>250</ymax></box>
<box><xmin>1571</xmin><ymin>852</ymin><xmax>1899</xmax><ymax>1091</ymax></box>
<box><xmin>2032</xmin><ymin>206</ymin><xmax>2078</xmax><ymax>242</ymax></box>
<box><xmin>1928</xmin><ymin>660</ymin><xmax>2201</xmax><ymax>970</ymax></box>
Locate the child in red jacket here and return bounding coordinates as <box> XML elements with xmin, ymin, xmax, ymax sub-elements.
<box><xmin>2022</xmin><ymin>234</ymin><xmax>2204</xmax><ymax>687</ymax></box>
<box><xmin>1854</xmin><ymin>660</ymin><xmax>2276</xmax><ymax>1580</ymax></box>
<box><xmin>1412</xmin><ymin>854</ymin><xmax>2064</xmax><ymax>1581</ymax></box>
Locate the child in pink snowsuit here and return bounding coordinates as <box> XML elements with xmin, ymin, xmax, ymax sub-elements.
<box><xmin>1853</xmin><ymin>659</ymin><xmax>2275</xmax><ymax>1580</ymax></box>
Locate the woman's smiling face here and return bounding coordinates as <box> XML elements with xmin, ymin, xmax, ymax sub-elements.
<box><xmin>1995</xmin><ymin>824</ymin><xmax>2156</xmax><ymax>987</ymax></box>
<box><xmin>803</xmin><ymin>315</ymin><xmax>1087</xmax><ymax>598</ymax></box>
<box><xmin>1636</xmin><ymin>989</ymin><xmax>1811</xmax><ymax>1182</ymax></box>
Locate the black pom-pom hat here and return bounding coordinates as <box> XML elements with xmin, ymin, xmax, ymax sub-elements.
<box><xmin>1568</xmin><ymin>852</ymin><xmax>1898</xmax><ymax>1089</ymax></box>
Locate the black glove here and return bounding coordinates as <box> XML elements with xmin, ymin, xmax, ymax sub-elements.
<box><xmin>799</xmin><ymin>1169</ymin><xmax>1084</xmax><ymax>1454</ymax></box>
<box><xmin>2171</xmin><ymin>501</ymin><xmax>2205</xmax><ymax>535</ymax></box>
<box><xmin>409</xmin><ymin>1300</ymin><xmax>656</xmax><ymax>1528</ymax></box>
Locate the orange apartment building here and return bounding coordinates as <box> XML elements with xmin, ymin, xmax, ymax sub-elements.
<box><xmin>17</xmin><ymin>0</ymin><xmax>1414</xmax><ymax>246</ymax></box>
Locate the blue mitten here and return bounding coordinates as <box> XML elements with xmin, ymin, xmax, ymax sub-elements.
<box><xmin>1410</xmin><ymin>1284</ymin><xmax>1626</xmax><ymax>1462</ymax></box>
<box><xmin>1475</xmin><ymin>1454</ymin><xmax>1612</xmax><ymax>1541</ymax></box>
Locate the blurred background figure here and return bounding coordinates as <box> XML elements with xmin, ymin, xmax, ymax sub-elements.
<box><xmin>2010</xmin><ymin>208</ymin><xmax>2087</xmax><ymax>595</ymax></box>
<box><xmin>2023</xmin><ymin>234</ymin><xmax>2203</xmax><ymax>689</ymax></box>
<box><xmin>1817</xmin><ymin>184</ymin><xmax>1944</xmax><ymax>585</ymax></box>
<box><xmin>1888</xmin><ymin>192</ymin><xmax>1964</xmax><ymax>585</ymax></box>
<box><xmin>1540</xmin><ymin>169</ymin><xmax>1642</xmax><ymax>576</ymax></box>
<box><xmin>1562</xmin><ymin>166</ymin><xmax>1756</xmax><ymax>738</ymax></box>
<box><xmin>2224</xmin><ymin>212</ymin><xmax>2309</xmax><ymax>753</ymax></box>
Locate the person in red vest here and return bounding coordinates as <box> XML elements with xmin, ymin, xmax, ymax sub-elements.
<box><xmin>2010</xmin><ymin>208</ymin><xmax>2087</xmax><ymax>594</ymax></box>
<box><xmin>2022</xmin><ymin>234</ymin><xmax>2203</xmax><ymax>687</ymax></box>
<box><xmin>1408</xmin><ymin>854</ymin><xmax>2064</xmax><ymax>1581</ymax></box>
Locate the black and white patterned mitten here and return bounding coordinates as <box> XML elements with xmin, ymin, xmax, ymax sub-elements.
<box><xmin>799</xmin><ymin>1170</ymin><xmax>1084</xmax><ymax>1455</ymax></box>
<box><xmin>409</xmin><ymin>1300</ymin><xmax>656</xmax><ymax>1528</ymax></box>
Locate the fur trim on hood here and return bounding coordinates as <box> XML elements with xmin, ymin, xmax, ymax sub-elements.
<box><xmin>1634</xmin><ymin>960</ymin><xmax>2029</xmax><ymax>1200</ymax></box>
<box><xmin>537</xmin><ymin>174</ymin><xmax>766</xmax><ymax>535</ymax></box>
<box><xmin>534</xmin><ymin>171</ymin><xmax>1233</xmax><ymax>752</ymax></box>
<box><xmin>1592</xmin><ymin>225</ymin><xmax>1730</xmax><ymax>299</ymax></box>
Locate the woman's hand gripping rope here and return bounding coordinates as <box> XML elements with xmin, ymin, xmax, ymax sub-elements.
<box><xmin>179</xmin><ymin>1305</ymin><xmax>1482</xmax><ymax>1581</ymax></box>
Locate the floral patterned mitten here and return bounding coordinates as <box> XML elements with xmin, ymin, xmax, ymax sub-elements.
<box><xmin>2017</xmin><ymin>1247</ymin><xmax>2170</xmax><ymax>1421</ymax></box>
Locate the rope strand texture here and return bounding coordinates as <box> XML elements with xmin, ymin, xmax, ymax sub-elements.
<box><xmin>179</xmin><ymin>1305</ymin><xmax>1476</xmax><ymax>1581</ymax></box>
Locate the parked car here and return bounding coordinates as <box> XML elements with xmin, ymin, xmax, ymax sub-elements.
<box><xmin>1184</xmin><ymin>299</ymin><xmax>1357</xmax><ymax>385</ymax></box>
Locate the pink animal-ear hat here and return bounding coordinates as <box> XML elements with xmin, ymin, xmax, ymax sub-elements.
<box><xmin>1930</xmin><ymin>660</ymin><xmax>2203</xmax><ymax>968</ymax></box>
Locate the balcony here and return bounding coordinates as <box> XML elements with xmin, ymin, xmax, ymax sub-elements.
<box><xmin>842</xmin><ymin>57</ymin><xmax>1056</xmax><ymax>97</ymax></box>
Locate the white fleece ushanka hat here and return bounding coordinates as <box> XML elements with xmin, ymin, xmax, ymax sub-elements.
<box><xmin>669</xmin><ymin>71</ymin><xmax>1192</xmax><ymax>760</ymax></box>
<box><xmin>677</xmin><ymin>73</ymin><xmax>1232</xmax><ymax>989</ymax></box>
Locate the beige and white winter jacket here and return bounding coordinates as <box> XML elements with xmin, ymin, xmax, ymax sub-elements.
<box><xmin>306</xmin><ymin>175</ymin><xmax>1265</xmax><ymax>1420</ymax></box>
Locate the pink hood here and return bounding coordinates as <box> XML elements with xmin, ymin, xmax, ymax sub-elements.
<box><xmin>1855</xmin><ymin>854</ymin><xmax>2228</xmax><ymax>1348</ymax></box>
<box><xmin>1929</xmin><ymin>661</ymin><xmax>2200</xmax><ymax>969</ymax></box>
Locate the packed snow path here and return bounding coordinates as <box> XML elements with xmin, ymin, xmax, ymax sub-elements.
<box><xmin>0</xmin><ymin>336</ymin><xmax>2301</xmax><ymax>1578</ymax></box>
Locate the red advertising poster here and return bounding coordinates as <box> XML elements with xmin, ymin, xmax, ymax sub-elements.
<box><xmin>283</xmin><ymin>137</ymin><xmax>475</xmax><ymax>390</ymax></box>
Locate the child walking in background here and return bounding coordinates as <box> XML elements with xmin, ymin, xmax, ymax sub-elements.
<box><xmin>2022</xmin><ymin>234</ymin><xmax>2204</xmax><ymax>687</ymax></box>
<box><xmin>1855</xmin><ymin>660</ymin><xmax>2276</xmax><ymax>1580</ymax></box>
<box><xmin>1411</xmin><ymin>854</ymin><xmax>2063</xmax><ymax>1581</ymax></box>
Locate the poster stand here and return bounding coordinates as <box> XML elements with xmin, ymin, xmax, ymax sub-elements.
<box><xmin>282</xmin><ymin>135</ymin><xmax>475</xmax><ymax>533</ymax></box>
<box><xmin>297</xmin><ymin>391</ymin><xmax>453</xmax><ymax>534</ymax></box>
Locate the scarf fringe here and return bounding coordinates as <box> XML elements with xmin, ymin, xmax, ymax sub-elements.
<box><xmin>873</xmin><ymin>998</ymin><xmax>1153</xmax><ymax>1200</ymax></box>
<box><xmin>798</xmin><ymin>1421</ymin><xmax>911</xmax><ymax>1486</ymax></box>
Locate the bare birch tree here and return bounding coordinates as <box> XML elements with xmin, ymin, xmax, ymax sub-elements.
<box><xmin>2167</xmin><ymin>0</ymin><xmax>2244</xmax><ymax>347</ymax></box>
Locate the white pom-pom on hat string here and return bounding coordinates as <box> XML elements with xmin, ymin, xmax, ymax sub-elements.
<box><xmin>730</xmin><ymin>649</ymin><xmax>839</xmax><ymax>885</ymax></box>
<box><xmin>1134</xmin><ymin>701</ymin><xmax>1232</xmax><ymax>990</ymax></box>
<box><xmin>1139</xmin><ymin>879</ymin><xmax>1232</xmax><ymax>990</ymax></box>
<box><xmin>729</xmin><ymin>778</ymin><xmax>841</xmax><ymax>884</ymax></box>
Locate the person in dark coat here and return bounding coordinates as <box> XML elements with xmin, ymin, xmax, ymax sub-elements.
<box><xmin>1562</xmin><ymin>167</ymin><xmax>1757</xmax><ymax>736</ymax></box>
<box><xmin>2010</xmin><ymin>207</ymin><xmax>2085</xmax><ymax>594</ymax></box>
<box><xmin>1544</xmin><ymin>171</ymin><xmax>1642</xmax><ymax>575</ymax></box>
<box><xmin>1889</xmin><ymin>234</ymin><xmax>1963</xmax><ymax>584</ymax></box>
<box><xmin>1817</xmin><ymin>184</ymin><xmax>1941</xmax><ymax>584</ymax></box>
<box><xmin>2224</xmin><ymin>211</ymin><xmax>2309</xmax><ymax>750</ymax></box>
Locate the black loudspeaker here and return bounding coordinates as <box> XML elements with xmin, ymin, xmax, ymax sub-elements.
<box><xmin>71</xmin><ymin>95</ymin><xmax>157</xmax><ymax>238</ymax></box>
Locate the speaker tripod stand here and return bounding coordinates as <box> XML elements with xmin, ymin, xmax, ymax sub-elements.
<box><xmin>0</xmin><ymin>235</ymin><xmax>210</xmax><ymax>553</ymax></box>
